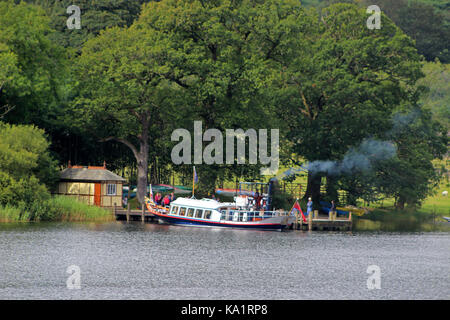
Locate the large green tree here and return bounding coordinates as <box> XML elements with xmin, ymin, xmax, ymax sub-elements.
<box><xmin>340</xmin><ymin>107</ymin><xmax>448</xmax><ymax>209</ymax></box>
<box><xmin>74</xmin><ymin>25</ymin><xmax>183</xmax><ymax>205</ymax></box>
<box><xmin>75</xmin><ymin>0</ymin><xmax>315</xmax><ymax>202</ymax></box>
<box><xmin>134</xmin><ymin>0</ymin><xmax>313</xmax><ymax>193</ymax></box>
<box><xmin>278</xmin><ymin>4</ymin><xmax>425</xmax><ymax>203</ymax></box>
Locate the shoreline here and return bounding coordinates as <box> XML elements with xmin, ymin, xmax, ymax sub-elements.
<box><xmin>0</xmin><ymin>196</ymin><xmax>115</xmax><ymax>223</ymax></box>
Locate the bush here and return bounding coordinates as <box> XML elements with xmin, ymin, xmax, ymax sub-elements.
<box><xmin>0</xmin><ymin>205</ymin><xmax>23</xmax><ymax>222</ymax></box>
<box><xmin>0</xmin><ymin>195</ymin><xmax>113</xmax><ymax>222</ymax></box>
<box><xmin>44</xmin><ymin>196</ymin><xmax>113</xmax><ymax>222</ymax></box>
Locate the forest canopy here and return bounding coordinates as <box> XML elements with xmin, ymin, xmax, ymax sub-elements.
<box><xmin>0</xmin><ymin>0</ymin><xmax>448</xmax><ymax>211</ymax></box>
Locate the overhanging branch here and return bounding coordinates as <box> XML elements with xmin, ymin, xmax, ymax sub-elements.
<box><xmin>99</xmin><ymin>136</ymin><xmax>140</xmax><ymax>161</ymax></box>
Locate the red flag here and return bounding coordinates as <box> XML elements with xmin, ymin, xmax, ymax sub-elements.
<box><xmin>293</xmin><ymin>201</ymin><xmax>307</xmax><ymax>223</ymax></box>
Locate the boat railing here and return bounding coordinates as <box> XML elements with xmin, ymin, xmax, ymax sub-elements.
<box><xmin>220</xmin><ymin>209</ymin><xmax>290</xmax><ymax>222</ymax></box>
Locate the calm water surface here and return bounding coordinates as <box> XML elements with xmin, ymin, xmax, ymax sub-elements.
<box><xmin>0</xmin><ymin>222</ymin><xmax>448</xmax><ymax>299</ymax></box>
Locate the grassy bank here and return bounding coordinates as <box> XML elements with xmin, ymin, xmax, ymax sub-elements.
<box><xmin>0</xmin><ymin>196</ymin><xmax>114</xmax><ymax>223</ymax></box>
<box><xmin>354</xmin><ymin>208</ymin><xmax>450</xmax><ymax>232</ymax></box>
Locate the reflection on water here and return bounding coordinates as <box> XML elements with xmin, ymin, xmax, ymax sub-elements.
<box><xmin>354</xmin><ymin>217</ymin><xmax>450</xmax><ymax>232</ymax></box>
<box><xmin>0</xmin><ymin>222</ymin><xmax>448</xmax><ymax>299</ymax></box>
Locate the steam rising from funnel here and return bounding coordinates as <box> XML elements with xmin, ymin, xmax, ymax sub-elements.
<box><xmin>278</xmin><ymin>108</ymin><xmax>420</xmax><ymax>179</ymax></box>
<box><xmin>306</xmin><ymin>139</ymin><xmax>397</xmax><ymax>176</ymax></box>
<box><xmin>278</xmin><ymin>139</ymin><xmax>397</xmax><ymax>179</ymax></box>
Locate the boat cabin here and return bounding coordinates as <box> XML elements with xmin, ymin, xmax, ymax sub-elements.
<box><xmin>167</xmin><ymin>197</ymin><xmax>286</xmax><ymax>223</ymax></box>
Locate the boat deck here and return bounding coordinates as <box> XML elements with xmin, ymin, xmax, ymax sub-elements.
<box><xmin>293</xmin><ymin>211</ymin><xmax>352</xmax><ymax>231</ymax></box>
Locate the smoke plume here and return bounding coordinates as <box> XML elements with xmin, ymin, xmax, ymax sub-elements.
<box><xmin>306</xmin><ymin>139</ymin><xmax>396</xmax><ymax>176</ymax></box>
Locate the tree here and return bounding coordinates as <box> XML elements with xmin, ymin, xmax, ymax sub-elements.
<box><xmin>361</xmin><ymin>0</ymin><xmax>450</xmax><ymax>63</ymax></box>
<box><xmin>0</xmin><ymin>0</ymin><xmax>66</xmax><ymax>128</ymax></box>
<box><xmin>278</xmin><ymin>3</ymin><xmax>424</xmax><ymax>203</ymax></box>
<box><xmin>74</xmin><ymin>25</ymin><xmax>183</xmax><ymax>205</ymax></box>
<box><xmin>0</xmin><ymin>122</ymin><xmax>59</xmax><ymax>207</ymax></box>
<box><xmin>134</xmin><ymin>0</ymin><xmax>313</xmax><ymax>194</ymax></box>
<box><xmin>74</xmin><ymin>0</ymin><xmax>318</xmax><ymax>201</ymax></box>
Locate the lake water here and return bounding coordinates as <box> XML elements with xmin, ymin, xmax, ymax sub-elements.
<box><xmin>0</xmin><ymin>222</ymin><xmax>448</xmax><ymax>300</ymax></box>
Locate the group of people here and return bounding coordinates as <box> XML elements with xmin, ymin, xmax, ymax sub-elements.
<box><xmin>154</xmin><ymin>192</ymin><xmax>175</xmax><ymax>207</ymax></box>
<box><xmin>122</xmin><ymin>192</ymin><xmax>176</xmax><ymax>208</ymax></box>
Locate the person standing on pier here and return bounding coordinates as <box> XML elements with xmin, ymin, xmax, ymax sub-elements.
<box><xmin>330</xmin><ymin>200</ymin><xmax>336</xmax><ymax>219</ymax></box>
<box><xmin>307</xmin><ymin>197</ymin><xmax>313</xmax><ymax>216</ymax></box>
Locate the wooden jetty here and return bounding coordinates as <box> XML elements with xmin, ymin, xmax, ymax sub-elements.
<box><xmin>292</xmin><ymin>210</ymin><xmax>352</xmax><ymax>231</ymax></box>
<box><xmin>113</xmin><ymin>204</ymin><xmax>157</xmax><ymax>223</ymax></box>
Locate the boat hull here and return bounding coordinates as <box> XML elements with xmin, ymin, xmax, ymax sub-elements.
<box><xmin>156</xmin><ymin>214</ymin><xmax>287</xmax><ymax>230</ymax></box>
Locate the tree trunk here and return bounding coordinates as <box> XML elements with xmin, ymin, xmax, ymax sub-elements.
<box><xmin>396</xmin><ymin>195</ymin><xmax>406</xmax><ymax>210</ymax></box>
<box><xmin>136</xmin><ymin>117</ymin><xmax>150</xmax><ymax>206</ymax></box>
<box><xmin>102</xmin><ymin>114</ymin><xmax>150</xmax><ymax>206</ymax></box>
<box><xmin>326</xmin><ymin>175</ymin><xmax>339</xmax><ymax>204</ymax></box>
<box><xmin>304</xmin><ymin>171</ymin><xmax>322</xmax><ymax>206</ymax></box>
<box><xmin>136</xmin><ymin>149</ymin><xmax>148</xmax><ymax>206</ymax></box>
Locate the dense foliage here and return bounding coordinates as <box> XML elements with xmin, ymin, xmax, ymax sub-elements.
<box><xmin>0</xmin><ymin>0</ymin><xmax>448</xmax><ymax>212</ymax></box>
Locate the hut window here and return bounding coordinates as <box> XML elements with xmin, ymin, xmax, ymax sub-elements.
<box><xmin>107</xmin><ymin>184</ymin><xmax>117</xmax><ymax>195</ymax></box>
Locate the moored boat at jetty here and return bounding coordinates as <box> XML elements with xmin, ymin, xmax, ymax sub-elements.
<box><xmin>145</xmin><ymin>197</ymin><xmax>294</xmax><ymax>231</ymax></box>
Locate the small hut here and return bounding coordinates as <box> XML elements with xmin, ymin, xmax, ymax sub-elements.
<box><xmin>56</xmin><ymin>161</ymin><xmax>126</xmax><ymax>208</ymax></box>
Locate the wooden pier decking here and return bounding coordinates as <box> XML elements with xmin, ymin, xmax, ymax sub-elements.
<box><xmin>292</xmin><ymin>210</ymin><xmax>352</xmax><ymax>231</ymax></box>
<box><xmin>113</xmin><ymin>204</ymin><xmax>157</xmax><ymax>222</ymax></box>
<box><xmin>113</xmin><ymin>206</ymin><xmax>352</xmax><ymax>231</ymax></box>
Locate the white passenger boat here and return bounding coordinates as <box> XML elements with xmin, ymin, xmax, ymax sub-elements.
<box><xmin>145</xmin><ymin>196</ymin><xmax>295</xmax><ymax>231</ymax></box>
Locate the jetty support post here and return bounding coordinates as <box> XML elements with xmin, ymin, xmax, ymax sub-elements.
<box><xmin>126</xmin><ymin>203</ymin><xmax>130</xmax><ymax>222</ymax></box>
<box><xmin>308</xmin><ymin>210</ymin><xmax>313</xmax><ymax>231</ymax></box>
<box><xmin>141</xmin><ymin>204</ymin><xmax>145</xmax><ymax>223</ymax></box>
<box><xmin>348</xmin><ymin>211</ymin><xmax>353</xmax><ymax>231</ymax></box>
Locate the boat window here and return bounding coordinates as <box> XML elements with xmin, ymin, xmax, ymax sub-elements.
<box><xmin>195</xmin><ymin>209</ymin><xmax>203</xmax><ymax>218</ymax></box>
<box><xmin>179</xmin><ymin>207</ymin><xmax>186</xmax><ymax>216</ymax></box>
<box><xmin>187</xmin><ymin>208</ymin><xmax>195</xmax><ymax>217</ymax></box>
<box><xmin>221</xmin><ymin>210</ymin><xmax>226</xmax><ymax>220</ymax></box>
<box><xmin>170</xmin><ymin>206</ymin><xmax>179</xmax><ymax>215</ymax></box>
<box><xmin>204</xmin><ymin>210</ymin><xmax>212</xmax><ymax>219</ymax></box>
